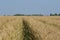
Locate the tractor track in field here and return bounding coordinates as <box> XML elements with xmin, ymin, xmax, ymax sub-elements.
<box><xmin>23</xmin><ymin>16</ymin><xmax>60</xmax><ymax>40</ymax></box>
<box><xmin>0</xmin><ymin>16</ymin><xmax>60</xmax><ymax>40</ymax></box>
<box><xmin>22</xmin><ymin>16</ymin><xmax>60</xmax><ymax>33</ymax></box>
<box><xmin>22</xmin><ymin>19</ymin><xmax>43</xmax><ymax>40</ymax></box>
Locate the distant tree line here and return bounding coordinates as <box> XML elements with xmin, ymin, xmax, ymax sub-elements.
<box><xmin>3</xmin><ymin>13</ymin><xmax>60</xmax><ymax>16</ymax></box>
<box><xmin>13</xmin><ymin>14</ymin><xmax>43</xmax><ymax>16</ymax></box>
<box><xmin>14</xmin><ymin>14</ymin><xmax>24</xmax><ymax>16</ymax></box>
<box><xmin>50</xmin><ymin>13</ymin><xmax>60</xmax><ymax>16</ymax></box>
<box><xmin>14</xmin><ymin>13</ymin><xmax>60</xmax><ymax>16</ymax></box>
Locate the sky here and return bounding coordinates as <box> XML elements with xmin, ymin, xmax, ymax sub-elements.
<box><xmin>0</xmin><ymin>0</ymin><xmax>60</xmax><ymax>15</ymax></box>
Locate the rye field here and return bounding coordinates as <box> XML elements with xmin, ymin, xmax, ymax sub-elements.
<box><xmin>0</xmin><ymin>16</ymin><xmax>60</xmax><ymax>40</ymax></box>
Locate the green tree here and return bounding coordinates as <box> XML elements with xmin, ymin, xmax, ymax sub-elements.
<box><xmin>50</xmin><ymin>13</ymin><xmax>54</xmax><ymax>16</ymax></box>
<box><xmin>58</xmin><ymin>14</ymin><xmax>60</xmax><ymax>16</ymax></box>
<box><xmin>50</xmin><ymin>13</ymin><xmax>58</xmax><ymax>16</ymax></box>
<box><xmin>54</xmin><ymin>13</ymin><xmax>57</xmax><ymax>16</ymax></box>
